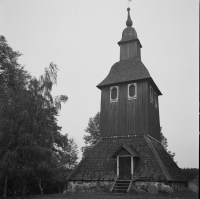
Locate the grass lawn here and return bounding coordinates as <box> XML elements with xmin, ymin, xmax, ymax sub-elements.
<box><xmin>27</xmin><ymin>190</ymin><xmax>198</xmax><ymax>199</ymax></box>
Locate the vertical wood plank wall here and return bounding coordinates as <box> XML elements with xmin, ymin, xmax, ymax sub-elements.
<box><xmin>100</xmin><ymin>81</ymin><xmax>161</xmax><ymax>141</ymax></box>
<box><xmin>100</xmin><ymin>81</ymin><xmax>148</xmax><ymax>137</ymax></box>
<box><xmin>147</xmin><ymin>82</ymin><xmax>161</xmax><ymax>141</ymax></box>
<box><xmin>120</xmin><ymin>41</ymin><xmax>141</xmax><ymax>61</ymax></box>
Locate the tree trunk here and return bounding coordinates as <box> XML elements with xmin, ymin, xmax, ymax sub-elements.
<box><xmin>32</xmin><ymin>99</ymin><xmax>40</xmax><ymax>136</ymax></box>
<box><xmin>22</xmin><ymin>183</ymin><xmax>26</xmax><ymax>198</ymax></box>
<box><xmin>38</xmin><ymin>178</ymin><xmax>43</xmax><ymax>195</ymax></box>
<box><xmin>3</xmin><ymin>176</ymin><xmax>8</xmax><ymax>199</ymax></box>
<box><xmin>12</xmin><ymin>183</ymin><xmax>16</xmax><ymax>199</ymax></box>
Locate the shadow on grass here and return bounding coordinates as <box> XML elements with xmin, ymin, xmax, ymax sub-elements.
<box><xmin>25</xmin><ymin>190</ymin><xmax>198</xmax><ymax>199</ymax></box>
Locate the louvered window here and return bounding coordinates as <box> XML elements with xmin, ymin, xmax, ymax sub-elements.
<box><xmin>150</xmin><ymin>86</ymin><xmax>154</xmax><ymax>102</ymax></box>
<box><xmin>128</xmin><ymin>83</ymin><xmax>137</xmax><ymax>99</ymax></box>
<box><xmin>154</xmin><ymin>92</ymin><xmax>157</xmax><ymax>108</ymax></box>
<box><xmin>110</xmin><ymin>86</ymin><xmax>118</xmax><ymax>102</ymax></box>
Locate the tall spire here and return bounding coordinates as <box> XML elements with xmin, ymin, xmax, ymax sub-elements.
<box><xmin>118</xmin><ymin>7</ymin><xmax>142</xmax><ymax>60</ymax></box>
<box><xmin>126</xmin><ymin>7</ymin><xmax>133</xmax><ymax>27</ymax></box>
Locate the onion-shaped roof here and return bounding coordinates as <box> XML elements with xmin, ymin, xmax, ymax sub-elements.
<box><xmin>118</xmin><ymin>8</ymin><xmax>142</xmax><ymax>47</ymax></box>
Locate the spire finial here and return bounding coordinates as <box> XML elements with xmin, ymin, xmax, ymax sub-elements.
<box><xmin>126</xmin><ymin>7</ymin><xmax>133</xmax><ymax>27</ymax></box>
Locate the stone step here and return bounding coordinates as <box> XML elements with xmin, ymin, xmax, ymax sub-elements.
<box><xmin>112</xmin><ymin>180</ymin><xmax>131</xmax><ymax>194</ymax></box>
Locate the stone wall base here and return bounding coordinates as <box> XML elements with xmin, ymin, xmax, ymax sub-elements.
<box><xmin>67</xmin><ymin>181</ymin><xmax>114</xmax><ymax>193</ymax></box>
<box><xmin>67</xmin><ymin>180</ymin><xmax>188</xmax><ymax>194</ymax></box>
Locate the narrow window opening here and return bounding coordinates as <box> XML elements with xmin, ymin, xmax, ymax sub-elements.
<box><xmin>110</xmin><ymin>86</ymin><xmax>118</xmax><ymax>102</ymax></box>
<box><xmin>128</xmin><ymin>83</ymin><xmax>137</xmax><ymax>99</ymax></box>
<box><xmin>150</xmin><ymin>86</ymin><xmax>154</xmax><ymax>102</ymax></box>
<box><xmin>154</xmin><ymin>92</ymin><xmax>157</xmax><ymax>108</ymax></box>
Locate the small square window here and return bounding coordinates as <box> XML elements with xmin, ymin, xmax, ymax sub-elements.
<box><xmin>154</xmin><ymin>92</ymin><xmax>158</xmax><ymax>108</ymax></box>
<box><xmin>128</xmin><ymin>83</ymin><xmax>137</xmax><ymax>99</ymax></box>
<box><xmin>110</xmin><ymin>86</ymin><xmax>118</xmax><ymax>102</ymax></box>
<box><xmin>150</xmin><ymin>86</ymin><xmax>154</xmax><ymax>102</ymax></box>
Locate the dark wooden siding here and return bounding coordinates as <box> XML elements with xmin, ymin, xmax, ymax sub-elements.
<box><xmin>100</xmin><ymin>81</ymin><xmax>149</xmax><ymax>137</ymax></box>
<box><xmin>120</xmin><ymin>41</ymin><xmax>141</xmax><ymax>61</ymax></box>
<box><xmin>147</xmin><ymin>82</ymin><xmax>161</xmax><ymax>141</ymax></box>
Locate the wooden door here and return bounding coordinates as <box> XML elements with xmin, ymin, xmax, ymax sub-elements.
<box><xmin>119</xmin><ymin>156</ymin><xmax>131</xmax><ymax>179</ymax></box>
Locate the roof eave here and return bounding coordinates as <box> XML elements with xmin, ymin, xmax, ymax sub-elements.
<box><xmin>97</xmin><ymin>78</ymin><xmax>149</xmax><ymax>89</ymax></box>
<box><xmin>97</xmin><ymin>77</ymin><xmax>162</xmax><ymax>96</ymax></box>
<box><xmin>148</xmin><ymin>78</ymin><xmax>162</xmax><ymax>96</ymax></box>
<box><xmin>118</xmin><ymin>38</ymin><xmax>142</xmax><ymax>48</ymax></box>
<box><xmin>67</xmin><ymin>138</ymin><xmax>102</xmax><ymax>180</ymax></box>
<box><xmin>111</xmin><ymin>144</ymin><xmax>140</xmax><ymax>158</ymax></box>
<box><xmin>144</xmin><ymin>135</ymin><xmax>172</xmax><ymax>181</ymax></box>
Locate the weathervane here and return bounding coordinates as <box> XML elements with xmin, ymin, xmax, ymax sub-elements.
<box><xmin>128</xmin><ymin>0</ymin><xmax>132</xmax><ymax>7</ymax></box>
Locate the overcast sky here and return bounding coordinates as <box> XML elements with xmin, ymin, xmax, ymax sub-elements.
<box><xmin>1</xmin><ymin>0</ymin><xmax>199</xmax><ymax>168</ymax></box>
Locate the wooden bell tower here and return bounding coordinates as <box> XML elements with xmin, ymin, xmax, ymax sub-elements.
<box><xmin>68</xmin><ymin>7</ymin><xmax>188</xmax><ymax>187</ymax></box>
<box><xmin>97</xmin><ymin>8</ymin><xmax>162</xmax><ymax>141</ymax></box>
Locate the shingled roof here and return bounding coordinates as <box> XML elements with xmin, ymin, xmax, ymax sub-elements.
<box><xmin>67</xmin><ymin>135</ymin><xmax>187</xmax><ymax>182</ymax></box>
<box><xmin>147</xmin><ymin>137</ymin><xmax>187</xmax><ymax>182</ymax></box>
<box><xmin>111</xmin><ymin>143</ymin><xmax>140</xmax><ymax>158</ymax></box>
<box><xmin>97</xmin><ymin>58</ymin><xmax>162</xmax><ymax>95</ymax></box>
<box><xmin>97</xmin><ymin>58</ymin><xmax>149</xmax><ymax>87</ymax></box>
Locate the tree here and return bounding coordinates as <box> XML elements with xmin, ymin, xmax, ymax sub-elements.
<box><xmin>0</xmin><ymin>36</ymin><xmax>78</xmax><ymax>197</ymax></box>
<box><xmin>181</xmin><ymin>168</ymin><xmax>199</xmax><ymax>182</ymax></box>
<box><xmin>18</xmin><ymin>62</ymin><xmax>68</xmax><ymax>196</ymax></box>
<box><xmin>81</xmin><ymin>112</ymin><xmax>100</xmax><ymax>157</ymax></box>
<box><xmin>64</xmin><ymin>137</ymin><xmax>78</xmax><ymax>169</ymax></box>
<box><xmin>0</xmin><ymin>35</ymin><xmax>31</xmax><ymax>198</ymax></box>
<box><xmin>53</xmin><ymin>136</ymin><xmax>78</xmax><ymax>193</ymax></box>
<box><xmin>160</xmin><ymin>127</ymin><xmax>176</xmax><ymax>160</ymax></box>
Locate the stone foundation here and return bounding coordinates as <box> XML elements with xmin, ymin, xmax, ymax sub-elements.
<box><xmin>170</xmin><ymin>182</ymin><xmax>188</xmax><ymax>192</ymax></box>
<box><xmin>67</xmin><ymin>181</ymin><xmax>114</xmax><ymax>193</ymax></box>
<box><xmin>67</xmin><ymin>180</ymin><xmax>188</xmax><ymax>194</ymax></box>
<box><xmin>132</xmin><ymin>181</ymin><xmax>173</xmax><ymax>193</ymax></box>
